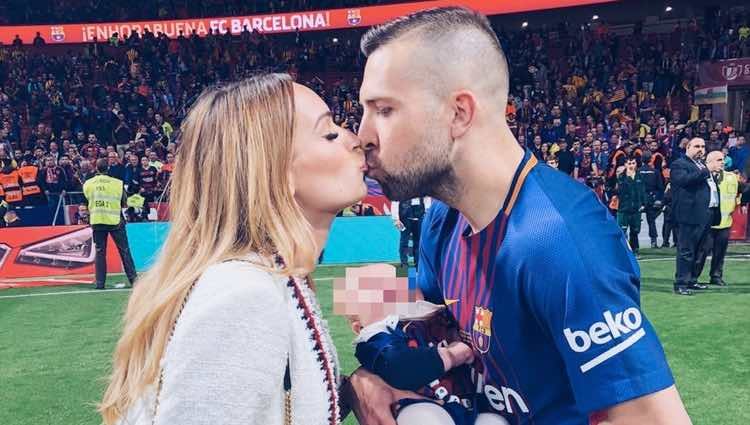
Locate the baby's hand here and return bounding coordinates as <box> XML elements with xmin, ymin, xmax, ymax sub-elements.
<box><xmin>437</xmin><ymin>341</ymin><xmax>474</xmax><ymax>371</ymax></box>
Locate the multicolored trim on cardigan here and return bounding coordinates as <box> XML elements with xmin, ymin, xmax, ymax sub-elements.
<box><xmin>286</xmin><ymin>275</ymin><xmax>340</xmax><ymax>425</ymax></box>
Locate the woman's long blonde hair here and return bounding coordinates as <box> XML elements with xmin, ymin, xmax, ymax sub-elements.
<box><xmin>99</xmin><ymin>74</ymin><xmax>317</xmax><ymax>424</ymax></box>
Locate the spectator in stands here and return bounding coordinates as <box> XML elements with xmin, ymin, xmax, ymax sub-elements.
<box><xmin>123</xmin><ymin>154</ymin><xmax>140</xmax><ymax>194</ymax></box>
<box><xmin>137</xmin><ymin>156</ymin><xmax>159</xmax><ymax>220</ymax></box>
<box><xmin>555</xmin><ymin>138</ymin><xmax>575</xmax><ymax>175</ymax></box>
<box><xmin>3</xmin><ymin>209</ymin><xmax>21</xmax><ymax>227</ymax></box>
<box><xmin>729</xmin><ymin>135</ymin><xmax>749</xmax><ymax>174</ymax></box>
<box><xmin>33</xmin><ymin>32</ymin><xmax>45</xmax><ymax>46</ymax></box>
<box><xmin>38</xmin><ymin>156</ymin><xmax>67</xmax><ymax>220</ymax></box>
<box><xmin>107</xmin><ymin>152</ymin><xmax>126</xmax><ymax>181</ymax></box>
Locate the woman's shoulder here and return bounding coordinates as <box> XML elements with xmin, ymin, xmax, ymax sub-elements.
<box><xmin>186</xmin><ymin>258</ymin><xmax>288</xmax><ymax>316</ymax></box>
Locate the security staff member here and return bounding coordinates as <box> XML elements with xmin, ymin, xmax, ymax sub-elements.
<box><xmin>670</xmin><ymin>138</ymin><xmax>723</xmax><ymax>296</ymax></box>
<box><xmin>83</xmin><ymin>159</ymin><xmax>138</xmax><ymax>290</ymax></box>
<box><xmin>391</xmin><ymin>197</ymin><xmax>430</xmax><ymax>268</ymax></box>
<box><xmin>17</xmin><ymin>162</ymin><xmax>45</xmax><ymax>206</ymax></box>
<box><xmin>639</xmin><ymin>152</ymin><xmax>665</xmax><ymax>248</ymax></box>
<box><xmin>616</xmin><ymin>156</ymin><xmax>646</xmax><ymax>256</ymax></box>
<box><xmin>694</xmin><ymin>151</ymin><xmax>742</xmax><ymax>286</ymax></box>
<box><xmin>0</xmin><ymin>163</ymin><xmax>23</xmax><ymax>207</ymax></box>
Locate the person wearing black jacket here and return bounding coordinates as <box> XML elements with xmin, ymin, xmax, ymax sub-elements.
<box><xmin>639</xmin><ymin>152</ymin><xmax>665</xmax><ymax>248</ymax></box>
<box><xmin>661</xmin><ymin>183</ymin><xmax>676</xmax><ymax>248</ymax></box>
<box><xmin>616</xmin><ymin>157</ymin><xmax>646</xmax><ymax>256</ymax></box>
<box><xmin>670</xmin><ymin>138</ymin><xmax>722</xmax><ymax>295</ymax></box>
<box><xmin>391</xmin><ymin>197</ymin><xmax>429</xmax><ymax>268</ymax></box>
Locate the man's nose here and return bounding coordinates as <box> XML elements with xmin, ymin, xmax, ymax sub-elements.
<box><xmin>358</xmin><ymin>115</ymin><xmax>378</xmax><ymax>152</ymax></box>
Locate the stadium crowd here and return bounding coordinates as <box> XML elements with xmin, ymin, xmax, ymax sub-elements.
<box><xmin>1</xmin><ymin>5</ymin><xmax>749</xmax><ymax>237</ymax></box>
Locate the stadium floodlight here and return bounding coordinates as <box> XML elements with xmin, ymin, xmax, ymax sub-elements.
<box><xmin>592</xmin><ymin>15</ymin><xmax>599</xmax><ymax>20</ymax></box>
<box><xmin>665</xmin><ymin>6</ymin><xmax>673</xmax><ymax>12</ymax></box>
<box><xmin>521</xmin><ymin>21</ymin><xmax>529</xmax><ymax>28</ymax></box>
<box><xmin>332</xmin><ymin>37</ymin><xmax>339</xmax><ymax>43</ymax></box>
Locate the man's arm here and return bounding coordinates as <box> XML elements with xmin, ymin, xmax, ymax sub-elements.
<box><xmin>597</xmin><ymin>385</ymin><xmax>691</xmax><ymax>425</ymax></box>
<box><xmin>670</xmin><ymin>160</ymin><xmax>710</xmax><ymax>188</ymax></box>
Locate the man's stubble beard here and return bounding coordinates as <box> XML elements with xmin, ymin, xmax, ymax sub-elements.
<box><xmin>374</xmin><ymin>129</ymin><xmax>459</xmax><ymax>204</ymax></box>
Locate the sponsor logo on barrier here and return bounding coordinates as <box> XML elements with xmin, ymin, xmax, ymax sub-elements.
<box><xmin>564</xmin><ymin>307</ymin><xmax>645</xmax><ymax>373</ymax></box>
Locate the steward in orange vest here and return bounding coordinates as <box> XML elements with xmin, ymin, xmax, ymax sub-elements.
<box><xmin>0</xmin><ymin>165</ymin><xmax>23</xmax><ymax>205</ymax></box>
<box><xmin>18</xmin><ymin>164</ymin><xmax>45</xmax><ymax>204</ymax></box>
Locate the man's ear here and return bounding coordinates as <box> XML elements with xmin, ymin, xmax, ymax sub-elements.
<box><xmin>450</xmin><ymin>91</ymin><xmax>477</xmax><ymax>140</ymax></box>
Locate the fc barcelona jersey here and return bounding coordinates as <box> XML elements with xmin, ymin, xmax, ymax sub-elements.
<box><xmin>417</xmin><ymin>150</ymin><xmax>674</xmax><ymax>424</ymax></box>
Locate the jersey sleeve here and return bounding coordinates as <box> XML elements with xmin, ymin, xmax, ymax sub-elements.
<box><xmin>522</xmin><ymin>223</ymin><xmax>674</xmax><ymax>414</ymax></box>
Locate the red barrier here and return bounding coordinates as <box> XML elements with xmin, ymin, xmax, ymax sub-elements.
<box><xmin>729</xmin><ymin>207</ymin><xmax>748</xmax><ymax>241</ymax></box>
<box><xmin>0</xmin><ymin>0</ymin><xmax>615</xmax><ymax>44</ymax></box>
<box><xmin>0</xmin><ymin>225</ymin><xmax>123</xmax><ymax>279</ymax></box>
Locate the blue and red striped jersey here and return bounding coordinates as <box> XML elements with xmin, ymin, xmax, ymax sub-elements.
<box><xmin>417</xmin><ymin>150</ymin><xmax>674</xmax><ymax>425</ymax></box>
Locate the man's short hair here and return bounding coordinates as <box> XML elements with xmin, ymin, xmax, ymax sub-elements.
<box><xmin>360</xmin><ymin>6</ymin><xmax>508</xmax><ymax>100</ymax></box>
<box><xmin>361</xmin><ymin>7</ymin><xmax>501</xmax><ymax>58</ymax></box>
<box><xmin>96</xmin><ymin>158</ymin><xmax>109</xmax><ymax>173</ymax></box>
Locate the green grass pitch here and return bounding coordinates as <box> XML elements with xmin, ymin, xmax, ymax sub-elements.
<box><xmin>1</xmin><ymin>246</ymin><xmax>748</xmax><ymax>425</ymax></box>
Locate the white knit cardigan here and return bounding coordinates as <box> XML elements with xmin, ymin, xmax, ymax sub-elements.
<box><xmin>116</xmin><ymin>258</ymin><xmax>341</xmax><ymax>425</ymax></box>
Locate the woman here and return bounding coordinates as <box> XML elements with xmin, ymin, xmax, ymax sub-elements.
<box><xmin>99</xmin><ymin>74</ymin><xmax>368</xmax><ymax>425</ymax></box>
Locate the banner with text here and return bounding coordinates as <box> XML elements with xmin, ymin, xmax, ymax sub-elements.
<box><xmin>0</xmin><ymin>0</ymin><xmax>616</xmax><ymax>45</ymax></box>
<box><xmin>698</xmin><ymin>57</ymin><xmax>750</xmax><ymax>88</ymax></box>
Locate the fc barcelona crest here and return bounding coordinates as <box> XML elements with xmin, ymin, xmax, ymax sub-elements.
<box><xmin>472</xmin><ymin>306</ymin><xmax>492</xmax><ymax>353</ymax></box>
<box><xmin>347</xmin><ymin>9</ymin><xmax>362</xmax><ymax>26</ymax></box>
<box><xmin>50</xmin><ymin>26</ymin><xmax>65</xmax><ymax>42</ymax></box>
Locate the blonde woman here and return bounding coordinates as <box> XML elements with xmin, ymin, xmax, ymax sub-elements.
<box><xmin>99</xmin><ymin>74</ymin><xmax>370</xmax><ymax>425</ymax></box>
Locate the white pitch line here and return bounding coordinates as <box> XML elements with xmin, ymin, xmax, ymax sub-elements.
<box><xmin>0</xmin><ymin>277</ymin><xmax>338</xmax><ymax>300</ymax></box>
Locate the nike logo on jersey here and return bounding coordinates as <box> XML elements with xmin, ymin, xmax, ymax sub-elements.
<box><xmin>563</xmin><ymin>307</ymin><xmax>645</xmax><ymax>373</ymax></box>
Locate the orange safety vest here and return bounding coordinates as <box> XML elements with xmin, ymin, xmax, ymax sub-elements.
<box><xmin>0</xmin><ymin>170</ymin><xmax>23</xmax><ymax>203</ymax></box>
<box><xmin>18</xmin><ymin>165</ymin><xmax>42</xmax><ymax>196</ymax></box>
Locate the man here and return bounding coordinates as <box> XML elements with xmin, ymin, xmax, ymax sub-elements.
<box><xmin>349</xmin><ymin>7</ymin><xmax>690</xmax><ymax>425</ymax></box>
<box><xmin>616</xmin><ymin>157</ymin><xmax>646</xmax><ymax>256</ymax></box>
<box><xmin>555</xmin><ymin>138</ymin><xmax>575</xmax><ymax>176</ymax></box>
<box><xmin>390</xmin><ymin>197</ymin><xmax>430</xmax><ymax>268</ymax></box>
<box><xmin>17</xmin><ymin>160</ymin><xmax>45</xmax><ymax>206</ymax></box>
<box><xmin>83</xmin><ymin>158</ymin><xmax>137</xmax><ymax>290</ymax></box>
<box><xmin>670</xmin><ymin>138</ymin><xmax>723</xmax><ymax>296</ymax></box>
<box><xmin>39</xmin><ymin>157</ymin><xmax>68</xmax><ymax>223</ymax></box>
<box><xmin>661</xmin><ymin>183</ymin><xmax>676</xmax><ymax>248</ymax></box>
<box><xmin>107</xmin><ymin>151</ymin><xmax>126</xmax><ymax>181</ymax></box>
<box><xmin>137</xmin><ymin>156</ymin><xmax>159</xmax><ymax>221</ymax></box>
<box><xmin>694</xmin><ymin>151</ymin><xmax>742</xmax><ymax>286</ymax></box>
<box><xmin>639</xmin><ymin>152</ymin><xmax>664</xmax><ymax>248</ymax></box>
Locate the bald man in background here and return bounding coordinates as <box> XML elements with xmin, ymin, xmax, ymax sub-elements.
<box><xmin>342</xmin><ymin>6</ymin><xmax>691</xmax><ymax>425</ymax></box>
<box><xmin>694</xmin><ymin>151</ymin><xmax>742</xmax><ymax>286</ymax></box>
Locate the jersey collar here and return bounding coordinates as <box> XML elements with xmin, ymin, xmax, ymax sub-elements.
<box><xmin>461</xmin><ymin>149</ymin><xmax>538</xmax><ymax>237</ymax></box>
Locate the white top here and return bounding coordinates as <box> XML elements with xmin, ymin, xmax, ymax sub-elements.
<box><xmin>116</xmin><ymin>259</ymin><xmax>340</xmax><ymax>425</ymax></box>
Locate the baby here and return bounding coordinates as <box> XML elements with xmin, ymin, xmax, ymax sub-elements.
<box><xmin>334</xmin><ymin>265</ymin><xmax>509</xmax><ymax>425</ymax></box>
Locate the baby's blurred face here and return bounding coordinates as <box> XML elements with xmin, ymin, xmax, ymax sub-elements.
<box><xmin>333</xmin><ymin>265</ymin><xmax>422</xmax><ymax>332</ymax></box>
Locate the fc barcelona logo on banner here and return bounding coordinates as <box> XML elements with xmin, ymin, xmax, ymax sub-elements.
<box><xmin>50</xmin><ymin>26</ymin><xmax>65</xmax><ymax>42</ymax></box>
<box><xmin>472</xmin><ymin>305</ymin><xmax>493</xmax><ymax>354</ymax></box>
<box><xmin>347</xmin><ymin>9</ymin><xmax>362</xmax><ymax>26</ymax></box>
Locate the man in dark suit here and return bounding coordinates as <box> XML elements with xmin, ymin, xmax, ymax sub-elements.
<box><xmin>670</xmin><ymin>138</ymin><xmax>722</xmax><ymax>295</ymax></box>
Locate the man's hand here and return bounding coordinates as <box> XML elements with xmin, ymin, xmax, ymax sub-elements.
<box><xmin>394</xmin><ymin>219</ymin><xmax>405</xmax><ymax>231</ymax></box>
<box><xmin>345</xmin><ymin>367</ymin><xmax>426</xmax><ymax>425</ymax></box>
